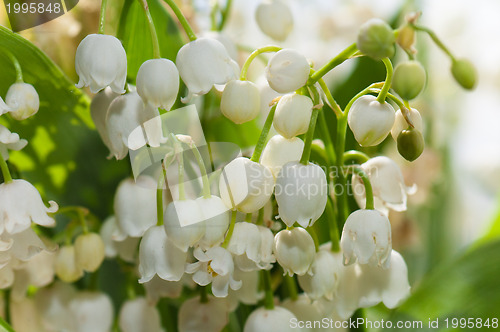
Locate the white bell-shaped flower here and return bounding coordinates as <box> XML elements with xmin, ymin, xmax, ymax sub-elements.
<box><xmin>68</xmin><ymin>291</ymin><xmax>114</xmax><ymax>332</ymax></box>
<box><xmin>260</xmin><ymin>135</ymin><xmax>304</xmax><ymax>177</ymax></box>
<box><xmin>176</xmin><ymin>37</ymin><xmax>238</xmax><ymax>100</ymax></box>
<box><xmin>90</xmin><ymin>87</ymin><xmax>119</xmax><ymax>152</ymax></box>
<box><xmin>347</xmin><ymin>95</ymin><xmax>395</xmax><ymax>146</ymax></box>
<box><xmin>282</xmin><ymin>295</ymin><xmax>328</xmax><ymax>330</ymax></box>
<box><xmin>201</xmin><ymin>31</ymin><xmax>238</xmax><ymax>60</ymax></box>
<box><xmin>11</xmin><ymin>251</ymin><xmax>55</xmax><ymax>301</ymax></box>
<box><xmin>244</xmin><ymin>306</ymin><xmax>297</xmax><ymax>332</ymax></box>
<box><xmin>275</xmin><ymin>162</ymin><xmax>327</xmax><ymax>228</ymax></box>
<box><xmin>119</xmin><ymin>297</ymin><xmax>163</xmax><ymax>332</ymax></box>
<box><xmin>178</xmin><ymin>295</ymin><xmax>229</xmax><ymax>332</ymax></box>
<box><xmin>106</xmin><ymin>92</ymin><xmax>164</xmax><ymax>160</ymax></box>
<box><xmin>74</xmin><ymin>232</ymin><xmax>105</xmax><ymax>272</ymax></box>
<box><xmin>265</xmin><ymin>49</ymin><xmax>310</xmax><ymax>93</ymax></box>
<box><xmin>341</xmin><ymin>209</ymin><xmax>392</xmax><ymax>268</ymax></box>
<box><xmin>273</xmin><ymin>227</ymin><xmax>315</xmax><ymax>276</ymax></box>
<box><xmin>138</xmin><ymin>226</ymin><xmax>187</xmax><ymax>283</ymax></box>
<box><xmin>297</xmin><ymin>250</ymin><xmax>342</xmax><ymax>300</ymax></box>
<box><xmin>136</xmin><ymin>58</ymin><xmax>180</xmax><ymax>110</ymax></box>
<box><xmin>5</xmin><ymin>83</ymin><xmax>40</xmax><ymax>120</ymax></box>
<box><xmin>100</xmin><ymin>216</ymin><xmax>139</xmax><ymax>263</ymax></box>
<box><xmin>221</xmin><ymin>80</ymin><xmax>261</xmax><ymax>124</ymax></box>
<box><xmin>0</xmin><ymin>97</ymin><xmax>10</xmax><ymax>115</ymax></box>
<box><xmin>219</xmin><ymin>157</ymin><xmax>275</xmax><ymax>213</ymax></box>
<box><xmin>186</xmin><ymin>246</ymin><xmax>242</xmax><ymax>298</ymax></box>
<box><xmin>35</xmin><ymin>282</ymin><xmax>77</xmax><ymax>331</ymax></box>
<box><xmin>227</xmin><ymin>222</ymin><xmax>275</xmax><ymax>271</ymax></box>
<box><xmin>55</xmin><ymin>245</ymin><xmax>83</xmax><ymax>283</ymax></box>
<box><xmin>228</xmin><ymin>268</ymin><xmax>264</xmax><ymax>308</ymax></box>
<box><xmin>0</xmin><ymin>227</ymin><xmax>53</xmax><ymax>264</ymax></box>
<box><xmin>0</xmin><ymin>124</ymin><xmax>27</xmax><ymax>161</ymax></box>
<box><xmin>273</xmin><ymin>94</ymin><xmax>313</xmax><ymax>139</ymax></box>
<box><xmin>351</xmin><ymin>156</ymin><xmax>416</xmax><ymax>213</ymax></box>
<box><xmin>75</xmin><ymin>34</ymin><xmax>127</xmax><ymax>94</ymax></box>
<box><xmin>255</xmin><ymin>0</ymin><xmax>293</xmax><ymax>41</ymax></box>
<box><xmin>113</xmin><ymin>176</ymin><xmax>157</xmax><ymax>239</ymax></box>
<box><xmin>163</xmin><ymin>200</ymin><xmax>205</xmax><ymax>252</ymax></box>
<box><xmin>391</xmin><ymin>107</ymin><xmax>423</xmax><ymax>141</ymax></box>
<box><xmin>0</xmin><ymin>179</ymin><xmax>58</xmax><ymax>235</ymax></box>
<box><xmin>197</xmin><ymin>196</ymin><xmax>230</xmax><ymax>249</ymax></box>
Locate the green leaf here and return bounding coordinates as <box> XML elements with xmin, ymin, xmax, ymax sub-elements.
<box><xmin>390</xmin><ymin>239</ymin><xmax>500</xmax><ymax>330</ymax></box>
<box><xmin>117</xmin><ymin>0</ymin><xmax>184</xmax><ymax>81</ymax></box>
<box><xmin>0</xmin><ymin>316</ymin><xmax>15</xmax><ymax>332</ymax></box>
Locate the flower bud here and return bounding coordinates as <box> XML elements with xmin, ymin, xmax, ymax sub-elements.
<box><xmin>273</xmin><ymin>227</ymin><xmax>315</xmax><ymax>276</ymax></box>
<box><xmin>397</xmin><ymin>127</ymin><xmax>425</xmax><ymax>161</ymax></box>
<box><xmin>219</xmin><ymin>157</ymin><xmax>275</xmax><ymax>213</ymax></box>
<box><xmin>221</xmin><ymin>80</ymin><xmax>261</xmax><ymax>124</ymax></box>
<box><xmin>136</xmin><ymin>58</ymin><xmax>180</xmax><ymax>110</ymax></box>
<box><xmin>396</xmin><ymin>24</ymin><xmax>416</xmax><ymax>52</ymax></box>
<box><xmin>260</xmin><ymin>135</ymin><xmax>304</xmax><ymax>177</ymax></box>
<box><xmin>357</xmin><ymin>18</ymin><xmax>395</xmax><ymax>59</ymax></box>
<box><xmin>273</xmin><ymin>94</ymin><xmax>312</xmax><ymax>139</ymax></box>
<box><xmin>265</xmin><ymin>49</ymin><xmax>310</xmax><ymax>93</ymax></box>
<box><xmin>5</xmin><ymin>83</ymin><xmax>40</xmax><ymax>120</ymax></box>
<box><xmin>74</xmin><ymin>232</ymin><xmax>105</xmax><ymax>272</ymax></box>
<box><xmin>341</xmin><ymin>209</ymin><xmax>392</xmax><ymax>268</ymax></box>
<box><xmin>55</xmin><ymin>245</ymin><xmax>83</xmax><ymax>283</ymax></box>
<box><xmin>163</xmin><ymin>200</ymin><xmax>205</xmax><ymax>252</ymax></box>
<box><xmin>244</xmin><ymin>307</ymin><xmax>297</xmax><ymax>332</ymax></box>
<box><xmin>391</xmin><ymin>107</ymin><xmax>423</xmax><ymax>141</ymax></box>
<box><xmin>347</xmin><ymin>95</ymin><xmax>395</xmax><ymax>146</ymax></box>
<box><xmin>392</xmin><ymin>61</ymin><xmax>426</xmax><ymax>100</ymax></box>
<box><xmin>176</xmin><ymin>38</ymin><xmax>238</xmax><ymax>99</ymax></box>
<box><xmin>451</xmin><ymin>58</ymin><xmax>477</xmax><ymax>90</ymax></box>
<box><xmin>255</xmin><ymin>0</ymin><xmax>293</xmax><ymax>41</ymax></box>
<box><xmin>75</xmin><ymin>34</ymin><xmax>127</xmax><ymax>94</ymax></box>
<box><xmin>275</xmin><ymin>162</ymin><xmax>327</xmax><ymax>228</ymax></box>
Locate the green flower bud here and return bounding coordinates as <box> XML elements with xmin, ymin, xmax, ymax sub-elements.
<box><xmin>451</xmin><ymin>58</ymin><xmax>477</xmax><ymax>90</ymax></box>
<box><xmin>357</xmin><ymin>18</ymin><xmax>395</xmax><ymax>59</ymax></box>
<box><xmin>392</xmin><ymin>61</ymin><xmax>426</xmax><ymax>100</ymax></box>
<box><xmin>397</xmin><ymin>127</ymin><xmax>424</xmax><ymax>161</ymax></box>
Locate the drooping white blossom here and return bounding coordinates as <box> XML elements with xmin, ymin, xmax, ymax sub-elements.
<box><xmin>11</xmin><ymin>251</ymin><xmax>55</xmax><ymax>301</ymax></box>
<box><xmin>0</xmin><ymin>227</ymin><xmax>54</xmax><ymax>264</ymax></box>
<box><xmin>119</xmin><ymin>297</ymin><xmax>163</xmax><ymax>332</ymax></box>
<box><xmin>266</xmin><ymin>49</ymin><xmax>310</xmax><ymax>93</ymax></box>
<box><xmin>5</xmin><ymin>82</ymin><xmax>40</xmax><ymax>120</ymax></box>
<box><xmin>255</xmin><ymin>0</ymin><xmax>294</xmax><ymax>41</ymax></box>
<box><xmin>136</xmin><ymin>58</ymin><xmax>180</xmax><ymax>110</ymax></box>
<box><xmin>35</xmin><ymin>282</ymin><xmax>77</xmax><ymax>331</ymax></box>
<box><xmin>55</xmin><ymin>245</ymin><xmax>83</xmax><ymax>283</ymax></box>
<box><xmin>221</xmin><ymin>80</ymin><xmax>261</xmax><ymax>124</ymax></box>
<box><xmin>0</xmin><ymin>124</ymin><xmax>27</xmax><ymax>161</ymax></box>
<box><xmin>227</xmin><ymin>268</ymin><xmax>264</xmax><ymax>309</ymax></box>
<box><xmin>197</xmin><ymin>195</ymin><xmax>230</xmax><ymax>249</ymax></box>
<box><xmin>297</xmin><ymin>249</ymin><xmax>342</xmax><ymax>300</ymax></box>
<box><xmin>68</xmin><ymin>291</ymin><xmax>114</xmax><ymax>332</ymax></box>
<box><xmin>244</xmin><ymin>306</ymin><xmax>298</xmax><ymax>332</ymax></box>
<box><xmin>0</xmin><ymin>97</ymin><xmax>10</xmax><ymax>115</ymax></box>
<box><xmin>178</xmin><ymin>295</ymin><xmax>229</xmax><ymax>332</ymax></box>
<box><xmin>260</xmin><ymin>135</ymin><xmax>304</xmax><ymax>178</ymax></box>
<box><xmin>275</xmin><ymin>162</ymin><xmax>328</xmax><ymax>228</ymax></box>
<box><xmin>75</xmin><ymin>34</ymin><xmax>127</xmax><ymax>94</ymax></box>
<box><xmin>273</xmin><ymin>94</ymin><xmax>313</xmax><ymax>139</ymax></box>
<box><xmin>163</xmin><ymin>200</ymin><xmax>205</xmax><ymax>252</ymax></box>
<box><xmin>90</xmin><ymin>87</ymin><xmax>119</xmax><ymax>152</ymax></box>
<box><xmin>273</xmin><ymin>227</ymin><xmax>315</xmax><ymax>276</ymax></box>
<box><xmin>100</xmin><ymin>216</ymin><xmax>139</xmax><ymax>263</ymax></box>
<box><xmin>74</xmin><ymin>232</ymin><xmax>105</xmax><ymax>272</ymax></box>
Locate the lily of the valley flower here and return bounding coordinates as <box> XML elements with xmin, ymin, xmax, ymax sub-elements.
<box><xmin>255</xmin><ymin>0</ymin><xmax>294</xmax><ymax>41</ymax></box>
<box><xmin>228</xmin><ymin>268</ymin><xmax>264</xmax><ymax>309</ymax></box>
<box><xmin>11</xmin><ymin>251</ymin><xmax>55</xmax><ymax>301</ymax></box>
<box><xmin>90</xmin><ymin>87</ymin><xmax>119</xmax><ymax>153</ymax></box>
<box><xmin>227</xmin><ymin>222</ymin><xmax>275</xmax><ymax>271</ymax></box>
<box><xmin>243</xmin><ymin>306</ymin><xmax>298</xmax><ymax>332</ymax></box>
<box><xmin>186</xmin><ymin>246</ymin><xmax>242</xmax><ymax>298</ymax></box>
<box><xmin>351</xmin><ymin>156</ymin><xmax>416</xmax><ymax>214</ymax></box>
<box><xmin>0</xmin><ymin>179</ymin><xmax>58</xmax><ymax>235</ymax></box>
<box><xmin>297</xmin><ymin>249</ymin><xmax>342</xmax><ymax>300</ymax></box>
<box><xmin>260</xmin><ymin>135</ymin><xmax>304</xmax><ymax>178</ymax></box>
<box><xmin>341</xmin><ymin>209</ymin><xmax>392</xmax><ymax>268</ymax></box>
<box><xmin>197</xmin><ymin>196</ymin><xmax>230</xmax><ymax>249</ymax></box>
<box><xmin>265</xmin><ymin>49</ymin><xmax>310</xmax><ymax>93</ymax></box>
<box><xmin>144</xmin><ymin>275</ymin><xmax>193</xmax><ymax>304</ymax></box>
<box><xmin>100</xmin><ymin>216</ymin><xmax>139</xmax><ymax>263</ymax></box>
<box><xmin>219</xmin><ymin>157</ymin><xmax>275</xmax><ymax>213</ymax></box>
<box><xmin>113</xmin><ymin>176</ymin><xmax>157</xmax><ymax>239</ymax></box>
<box><xmin>136</xmin><ymin>58</ymin><xmax>180</xmax><ymax>110</ymax></box>
<box><xmin>391</xmin><ymin>107</ymin><xmax>423</xmax><ymax>141</ymax></box>
<box><xmin>221</xmin><ymin>80</ymin><xmax>261</xmax><ymax>124</ymax></box>
<box><xmin>138</xmin><ymin>226</ymin><xmax>187</xmax><ymax>283</ymax></box>
<box><xmin>55</xmin><ymin>245</ymin><xmax>83</xmax><ymax>283</ymax></box>
<box><xmin>273</xmin><ymin>227</ymin><xmax>315</xmax><ymax>276</ymax></box>
<box><xmin>75</xmin><ymin>34</ymin><xmax>127</xmax><ymax>94</ymax></box>
<box><xmin>163</xmin><ymin>200</ymin><xmax>205</xmax><ymax>252</ymax></box>
<box><xmin>68</xmin><ymin>291</ymin><xmax>114</xmax><ymax>332</ymax></box>
<box><xmin>5</xmin><ymin>83</ymin><xmax>40</xmax><ymax>120</ymax></box>
<box><xmin>119</xmin><ymin>297</ymin><xmax>163</xmax><ymax>332</ymax></box>
<box><xmin>178</xmin><ymin>295</ymin><xmax>229</xmax><ymax>332</ymax></box>
<box><xmin>0</xmin><ymin>124</ymin><xmax>27</xmax><ymax>161</ymax></box>
<box><xmin>0</xmin><ymin>227</ymin><xmax>54</xmax><ymax>264</ymax></box>
<box><xmin>273</xmin><ymin>93</ymin><xmax>313</xmax><ymax>139</ymax></box>
<box><xmin>275</xmin><ymin>162</ymin><xmax>328</xmax><ymax>228</ymax></box>
<box><xmin>0</xmin><ymin>97</ymin><xmax>10</xmax><ymax>115</ymax></box>
<box><xmin>74</xmin><ymin>232</ymin><xmax>105</xmax><ymax>272</ymax></box>
<box><xmin>176</xmin><ymin>38</ymin><xmax>238</xmax><ymax>101</ymax></box>
<box><xmin>347</xmin><ymin>95</ymin><xmax>395</xmax><ymax>146</ymax></box>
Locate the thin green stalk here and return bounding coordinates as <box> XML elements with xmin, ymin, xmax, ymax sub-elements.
<box><xmin>308</xmin><ymin>43</ymin><xmax>358</xmax><ymax>84</ymax></box>
<box><xmin>156</xmin><ymin>172</ymin><xmax>164</xmax><ymax>226</ymax></box>
<box><xmin>256</xmin><ymin>208</ymin><xmax>264</xmax><ymax>225</ymax></box>
<box><xmin>333</xmin><ymin>114</ymin><xmax>348</xmax><ymax>226</ymax></box>
<box><xmin>0</xmin><ymin>154</ymin><xmax>13</xmax><ymax>184</ymax></box>
<box><xmin>284</xmin><ymin>275</ymin><xmax>298</xmax><ymax>301</ymax></box>
<box><xmin>307</xmin><ymin>226</ymin><xmax>319</xmax><ymax>251</ymax></box>
<box><xmin>343</xmin><ymin>150</ymin><xmax>370</xmax><ymax>165</ymax></box>
<box><xmin>245</xmin><ymin>213</ymin><xmax>252</xmax><ymax>223</ymax></box>
<box><xmin>317</xmin><ymin>77</ymin><xmax>342</xmax><ymax>118</ymax></box>
<box><xmin>190</xmin><ymin>143</ymin><xmax>211</xmax><ymax>199</ymax></box>
<box><xmin>209</xmin><ymin>0</ymin><xmax>219</xmax><ymax>31</ymax></box>
<box><xmin>6</xmin><ymin>51</ymin><xmax>23</xmax><ymax>82</ymax></box>
<box><xmin>98</xmin><ymin>0</ymin><xmax>108</xmax><ymax>34</ymax></box>
<box><xmin>326</xmin><ymin>198</ymin><xmax>340</xmax><ymax>252</ymax></box>
<box><xmin>411</xmin><ymin>24</ymin><xmax>455</xmax><ymax>60</ymax></box>
<box><xmin>200</xmin><ymin>285</ymin><xmax>209</xmax><ymax>303</ymax></box>
<box><xmin>222</xmin><ymin>210</ymin><xmax>237</xmax><ymax>248</ymax></box>
<box><xmin>176</xmin><ymin>145</ymin><xmax>186</xmax><ymax>201</ymax></box>
<box><xmin>376</xmin><ymin>58</ymin><xmax>393</xmax><ymax>103</ymax></box>
<box><xmin>300</xmin><ymin>87</ymin><xmax>321</xmax><ymax>165</ymax></box>
<box><xmin>317</xmin><ymin>109</ymin><xmax>337</xmax><ymax>166</ymax></box>
<box><xmin>217</xmin><ymin>0</ymin><xmax>233</xmax><ymax>31</ymax></box>
<box><xmin>250</xmin><ymin>104</ymin><xmax>277</xmax><ymax>162</ymax></box>
<box><xmin>262</xmin><ymin>270</ymin><xmax>274</xmax><ymax>310</ymax></box>
<box><xmin>163</xmin><ymin>0</ymin><xmax>197</xmax><ymax>41</ymax></box>
<box><xmin>240</xmin><ymin>46</ymin><xmax>282</xmax><ymax>80</ymax></box>
<box><xmin>3</xmin><ymin>290</ymin><xmax>10</xmax><ymax>326</ymax></box>
<box><xmin>368</xmin><ymin>89</ymin><xmax>405</xmax><ymax>110</ymax></box>
<box><xmin>140</xmin><ymin>0</ymin><xmax>161</xmax><ymax>58</ymax></box>
<box><xmin>351</xmin><ymin>166</ymin><xmax>374</xmax><ymax>210</ymax></box>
